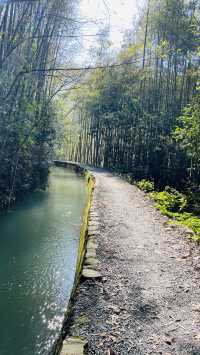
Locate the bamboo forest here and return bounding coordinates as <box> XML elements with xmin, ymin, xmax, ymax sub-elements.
<box><xmin>62</xmin><ymin>1</ymin><xmax>200</xmax><ymax>190</ymax></box>
<box><xmin>0</xmin><ymin>0</ymin><xmax>200</xmax><ymax>355</ymax></box>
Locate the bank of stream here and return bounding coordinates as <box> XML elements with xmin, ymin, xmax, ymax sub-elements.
<box><xmin>0</xmin><ymin>166</ymin><xmax>87</xmax><ymax>355</ymax></box>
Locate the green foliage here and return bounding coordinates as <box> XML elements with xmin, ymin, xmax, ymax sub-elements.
<box><xmin>137</xmin><ymin>179</ymin><xmax>155</xmax><ymax>192</ymax></box>
<box><xmin>67</xmin><ymin>2</ymin><xmax>198</xmax><ymax>189</ymax></box>
<box><xmin>178</xmin><ymin>216</ymin><xmax>200</xmax><ymax>241</ymax></box>
<box><xmin>151</xmin><ymin>187</ymin><xmax>187</xmax><ymax>213</ymax></box>
<box><xmin>174</xmin><ymin>92</ymin><xmax>200</xmax><ymax>184</ymax></box>
<box><xmin>0</xmin><ymin>0</ymin><xmax>78</xmax><ymax>210</ymax></box>
<box><xmin>54</xmin><ymin>96</ymin><xmax>80</xmax><ymax>160</ymax></box>
<box><xmin>151</xmin><ymin>187</ymin><xmax>200</xmax><ymax>241</ymax></box>
<box><xmin>126</xmin><ymin>175</ymin><xmax>134</xmax><ymax>184</ymax></box>
<box><xmin>61</xmin><ymin>0</ymin><xmax>199</xmax><ymax>193</ymax></box>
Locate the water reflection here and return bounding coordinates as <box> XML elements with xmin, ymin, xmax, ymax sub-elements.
<box><xmin>0</xmin><ymin>167</ymin><xmax>86</xmax><ymax>355</ymax></box>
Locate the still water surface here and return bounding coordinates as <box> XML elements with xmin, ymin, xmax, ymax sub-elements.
<box><xmin>0</xmin><ymin>167</ymin><xmax>87</xmax><ymax>355</ymax></box>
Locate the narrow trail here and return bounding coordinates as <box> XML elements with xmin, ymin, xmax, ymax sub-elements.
<box><xmin>68</xmin><ymin>170</ymin><xmax>200</xmax><ymax>355</ymax></box>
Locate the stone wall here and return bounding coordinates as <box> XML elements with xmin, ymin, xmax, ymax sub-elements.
<box><xmin>51</xmin><ymin>161</ymin><xmax>95</xmax><ymax>355</ymax></box>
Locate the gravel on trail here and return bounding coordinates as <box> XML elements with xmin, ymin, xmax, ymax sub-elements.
<box><xmin>65</xmin><ymin>170</ymin><xmax>200</xmax><ymax>355</ymax></box>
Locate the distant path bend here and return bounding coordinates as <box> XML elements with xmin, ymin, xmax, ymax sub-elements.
<box><xmin>68</xmin><ymin>169</ymin><xmax>200</xmax><ymax>355</ymax></box>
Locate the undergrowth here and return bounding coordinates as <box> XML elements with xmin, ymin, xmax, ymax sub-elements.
<box><xmin>136</xmin><ymin>179</ymin><xmax>200</xmax><ymax>242</ymax></box>
<box><xmin>137</xmin><ymin>179</ymin><xmax>154</xmax><ymax>192</ymax></box>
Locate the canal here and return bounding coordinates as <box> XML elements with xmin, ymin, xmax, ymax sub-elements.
<box><xmin>0</xmin><ymin>167</ymin><xmax>87</xmax><ymax>355</ymax></box>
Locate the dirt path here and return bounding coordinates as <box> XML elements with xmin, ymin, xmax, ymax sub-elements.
<box><xmin>67</xmin><ymin>170</ymin><xmax>200</xmax><ymax>355</ymax></box>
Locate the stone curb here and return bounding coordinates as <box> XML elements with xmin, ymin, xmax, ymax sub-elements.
<box><xmin>58</xmin><ymin>165</ymin><xmax>101</xmax><ymax>355</ymax></box>
<box><xmin>60</xmin><ymin>336</ymin><xmax>88</xmax><ymax>355</ymax></box>
<box><xmin>81</xmin><ymin>197</ymin><xmax>101</xmax><ymax>280</ymax></box>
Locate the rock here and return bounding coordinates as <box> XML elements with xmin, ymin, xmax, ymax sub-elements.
<box><xmin>108</xmin><ymin>304</ymin><xmax>121</xmax><ymax>314</ymax></box>
<box><xmin>88</xmin><ymin>227</ymin><xmax>99</xmax><ymax>235</ymax></box>
<box><xmin>84</xmin><ymin>264</ymin><xmax>99</xmax><ymax>271</ymax></box>
<box><xmin>85</xmin><ymin>256</ymin><xmax>100</xmax><ymax>267</ymax></box>
<box><xmin>60</xmin><ymin>336</ymin><xmax>87</xmax><ymax>355</ymax></box>
<box><xmin>89</xmin><ymin>213</ymin><xmax>98</xmax><ymax>217</ymax></box>
<box><xmin>183</xmin><ymin>227</ymin><xmax>194</xmax><ymax>236</ymax></box>
<box><xmin>89</xmin><ymin>213</ymin><xmax>98</xmax><ymax>218</ymax></box>
<box><xmin>164</xmin><ymin>335</ymin><xmax>175</xmax><ymax>345</ymax></box>
<box><xmin>89</xmin><ymin>220</ymin><xmax>99</xmax><ymax>226</ymax></box>
<box><xmin>194</xmin><ymin>333</ymin><xmax>200</xmax><ymax>340</ymax></box>
<box><xmin>82</xmin><ymin>268</ymin><xmax>101</xmax><ymax>279</ymax></box>
<box><xmin>192</xmin><ymin>304</ymin><xmax>200</xmax><ymax>312</ymax></box>
<box><xmin>84</xmin><ymin>255</ymin><xmax>100</xmax><ymax>271</ymax></box>
<box><xmin>87</xmin><ymin>235</ymin><xmax>95</xmax><ymax>242</ymax></box>
<box><xmin>87</xmin><ymin>240</ymin><xmax>98</xmax><ymax>250</ymax></box>
<box><xmin>88</xmin><ymin>231</ymin><xmax>100</xmax><ymax>237</ymax></box>
<box><xmin>88</xmin><ymin>222</ymin><xmax>99</xmax><ymax>228</ymax></box>
<box><xmin>85</xmin><ymin>250</ymin><xmax>97</xmax><ymax>258</ymax></box>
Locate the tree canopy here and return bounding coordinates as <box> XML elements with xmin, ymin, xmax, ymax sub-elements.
<box><xmin>59</xmin><ymin>0</ymin><xmax>200</xmax><ymax>189</ymax></box>
<box><xmin>0</xmin><ymin>0</ymin><xmax>79</xmax><ymax>209</ymax></box>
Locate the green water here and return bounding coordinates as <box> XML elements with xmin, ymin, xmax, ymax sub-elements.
<box><xmin>0</xmin><ymin>167</ymin><xmax>87</xmax><ymax>355</ymax></box>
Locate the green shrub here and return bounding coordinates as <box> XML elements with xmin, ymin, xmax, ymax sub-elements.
<box><xmin>173</xmin><ymin>214</ymin><xmax>200</xmax><ymax>241</ymax></box>
<box><xmin>151</xmin><ymin>187</ymin><xmax>200</xmax><ymax>241</ymax></box>
<box><xmin>151</xmin><ymin>187</ymin><xmax>187</xmax><ymax>213</ymax></box>
<box><xmin>181</xmin><ymin>216</ymin><xmax>200</xmax><ymax>241</ymax></box>
<box><xmin>126</xmin><ymin>175</ymin><xmax>133</xmax><ymax>184</ymax></box>
<box><xmin>137</xmin><ymin>179</ymin><xmax>154</xmax><ymax>192</ymax></box>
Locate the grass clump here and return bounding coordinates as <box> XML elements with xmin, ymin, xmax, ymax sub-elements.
<box><xmin>137</xmin><ymin>179</ymin><xmax>155</xmax><ymax>192</ymax></box>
